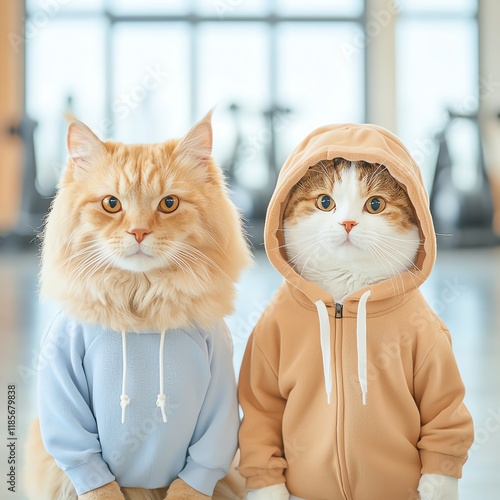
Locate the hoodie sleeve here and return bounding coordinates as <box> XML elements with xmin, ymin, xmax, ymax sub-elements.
<box><xmin>238</xmin><ymin>316</ymin><xmax>288</xmax><ymax>489</ymax></box>
<box><xmin>177</xmin><ymin>322</ymin><xmax>239</xmax><ymax>495</ymax></box>
<box><xmin>414</xmin><ymin>322</ymin><xmax>474</xmax><ymax>478</ymax></box>
<box><xmin>37</xmin><ymin>313</ymin><xmax>115</xmax><ymax>495</ymax></box>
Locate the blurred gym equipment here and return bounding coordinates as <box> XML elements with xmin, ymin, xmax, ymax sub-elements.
<box><xmin>430</xmin><ymin>109</ymin><xmax>498</xmax><ymax>247</ymax></box>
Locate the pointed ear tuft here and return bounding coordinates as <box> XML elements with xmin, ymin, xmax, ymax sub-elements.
<box><xmin>67</xmin><ymin>119</ymin><xmax>106</xmax><ymax>178</ymax></box>
<box><xmin>175</xmin><ymin>110</ymin><xmax>214</xmax><ymax>166</ymax></box>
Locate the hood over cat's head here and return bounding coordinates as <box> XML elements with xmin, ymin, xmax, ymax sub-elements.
<box><xmin>265</xmin><ymin>123</ymin><xmax>436</xmax><ymax>306</ymax></box>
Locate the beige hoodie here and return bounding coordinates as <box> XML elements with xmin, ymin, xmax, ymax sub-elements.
<box><xmin>238</xmin><ymin>124</ymin><xmax>474</xmax><ymax>500</ymax></box>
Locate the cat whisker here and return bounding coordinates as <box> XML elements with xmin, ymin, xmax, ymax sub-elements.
<box><xmin>366</xmin><ymin>163</ymin><xmax>388</xmax><ymax>187</ymax></box>
<box><xmin>280</xmin><ymin>240</ymin><xmax>322</xmax><ymax>282</ymax></box>
<box><xmin>75</xmin><ymin>249</ymin><xmax>114</xmax><ymax>279</ymax></box>
<box><xmin>67</xmin><ymin>244</ymin><xmax>115</xmax><ymax>281</ymax></box>
<box><xmin>56</xmin><ymin>242</ymin><xmax>103</xmax><ymax>271</ymax></box>
<box><xmin>68</xmin><ymin>251</ymin><xmax>113</xmax><ymax>293</ymax></box>
<box><xmin>297</xmin><ymin>242</ymin><xmax>325</xmax><ymax>276</ymax></box>
<box><xmin>101</xmin><ymin>251</ymin><xmax>121</xmax><ymax>275</ymax></box>
<box><xmin>172</xmin><ymin>252</ymin><xmax>213</xmax><ymax>283</ymax></box>
<box><xmin>375</xmin><ymin>233</ymin><xmax>422</xmax><ymax>244</ymax></box>
<box><xmin>287</xmin><ymin>239</ymin><xmax>323</xmax><ymax>267</ymax></box>
<box><xmin>370</xmin><ymin>241</ymin><xmax>420</xmax><ymax>295</ymax></box>
<box><xmin>69</xmin><ymin>253</ymin><xmax>104</xmax><ymax>280</ymax></box>
<box><xmin>203</xmin><ymin>228</ymin><xmax>231</xmax><ymax>259</ymax></box>
<box><xmin>272</xmin><ymin>236</ymin><xmax>323</xmax><ymax>252</ymax></box>
<box><xmin>367</xmin><ymin>247</ymin><xmax>398</xmax><ymax>297</ymax></box>
<box><xmin>167</xmin><ymin>241</ymin><xmax>233</xmax><ymax>283</ymax></box>
<box><xmin>367</xmin><ymin>245</ymin><xmax>402</xmax><ymax>297</ymax></box>
<box><xmin>277</xmin><ymin>226</ymin><xmax>311</xmax><ymax>233</ymax></box>
<box><xmin>163</xmin><ymin>252</ymin><xmax>199</xmax><ymax>281</ymax></box>
<box><xmin>317</xmin><ymin>161</ymin><xmax>332</xmax><ymax>179</ymax></box>
<box><xmin>372</xmin><ymin>239</ymin><xmax>426</xmax><ymax>280</ymax></box>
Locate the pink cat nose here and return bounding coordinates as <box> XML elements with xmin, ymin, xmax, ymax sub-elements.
<box><xmin>340</xmin><ymin>220</ymin><xmax>358</xmax><ymax>233</ymax></box>
<box><xmin>127</xmin><ymin>228</ymin><xmax>151</xmax><ymax>243</ymax></box>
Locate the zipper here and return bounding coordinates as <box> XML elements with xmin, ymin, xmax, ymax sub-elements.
<box><xmin>335</xmin><ymin>302</ymin><xmax>343</xmax><ymax>319</ymax></box>
<box><xmin>333</xmin><ymin>301</ymin><xmax>350</xmax><ymax>499</ymax></box>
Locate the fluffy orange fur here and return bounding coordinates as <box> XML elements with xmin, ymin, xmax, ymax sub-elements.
<box><xmin>40</xmin><ymin>113</ymin><xmax>251</xmax><ymax>333</ymax></box>
<box><xmin>25</xmin><ymin>114</ymin><xmax>249</xmax><ymax>499</ymax></box>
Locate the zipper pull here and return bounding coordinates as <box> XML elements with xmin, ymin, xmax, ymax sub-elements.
<box><xmin>335</xmin><ymin>302</ymin><xmax>343</xmax><ymax>318</ymax></box>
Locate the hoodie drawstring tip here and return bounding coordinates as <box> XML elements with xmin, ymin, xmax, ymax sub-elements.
<box><xmin>156</xmin><ymin>393</ymin><xmax>168</xmax><ymax>423</ymax></box>
<box><xmin>120</xmin><ymin>394</ymin><xmax>130</xmax><ymax>424</ymax></box>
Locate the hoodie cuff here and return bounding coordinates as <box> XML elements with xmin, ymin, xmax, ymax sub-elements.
<box><xmin>178</xmin><ymin>457</ymin><xmax>226</xmax><ymax>496</ymax></box>
<box><xmin>244</xmin><ymin>467</ymin><xmax>286</xmax><ymax>489</ymax></box>
<box><xmin>62</xmin><ymin>453</ymin><xmax>116</xmax><ymax>495</ymax></box>
<box><xmin>419</xmin><ymin>450</ymin><xmax>466</xmax><ymax>479</ymax></box>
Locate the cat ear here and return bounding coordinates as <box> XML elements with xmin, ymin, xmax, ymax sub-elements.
<box><xmin>175</xmin><ymin>110</ymin><xmax>213</xmax><ymax>166</ymax></box>
<box><xmin>66</xmin><ymin>117</ymin><xmax>106</xmax><ymax>178</ymax></box>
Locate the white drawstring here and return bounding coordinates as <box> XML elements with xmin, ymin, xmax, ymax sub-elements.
<box><xmin>315</xmin><ymin>300</ymin><xmax>332</xmax><ymax>405</ymax></box>
<box><xmin>356</xmin><ymin>290</ymin><xmax>371</xmax><ymax>405</ymax></box>
<box><xmin>156</xmin><ymin>330</ymin><xmax>168</xmax><ymax>423</ymax></box>
<box><xmin>119</xmin><ymin>330</ymin><xmax>168</xmax><ymax>424</ymax></box>
<box><xmin>120</xmin><ymin>331</ymin><xmax>130</xmax><ymax>424</ymax></box>
<box><xmin>315</xmin><ymin>290</ymin><xmax>372</xmax><ymax>406</ymax></box>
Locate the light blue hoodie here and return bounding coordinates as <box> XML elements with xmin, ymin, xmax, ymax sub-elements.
<box><xmin>37</xmin><ymin>310</ymin><xmax>239</xmax><ymax>496</ymax></box>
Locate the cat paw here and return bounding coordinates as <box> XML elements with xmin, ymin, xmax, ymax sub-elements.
<box><xmin>247</xmin><ymin>483</ymin><xmax>290</xmax><ymax>500</ymax></box>
<box><xmin>78</xmin><ymin>481</ymin><xmax>125</xmax><ymax>499</ymax></box>
<box><xmin>418</xmin><ymin>474</ymin><xmax>458</xmax><ymax>500</ymax></box>
<box><xmin>164</xmin><ymin>478</ymin><xmax>211</xmax><ymax>500</ymax></box>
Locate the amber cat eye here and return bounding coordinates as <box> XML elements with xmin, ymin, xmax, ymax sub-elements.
<box><xmin>158</xmin><ymin>195</ymin><xmax>180</xmax><ymax>214</ymax></box>
<box><xmin>365</xmin><ymin>196</ymin><xmax>386</xmax><ymax>214</ymax></box>
<box><xmin>102</xmin><ymin>196</ymin><xmax>122</xmax><ymax>213</ymax></box>
<box><xmin>315</xmin><ymin>194</ymin><xmax>336</xmax><ymax>212</ymax></box>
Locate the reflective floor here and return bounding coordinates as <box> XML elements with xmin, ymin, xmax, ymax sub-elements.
<box><xmin>1</xmin><ymin>247</ymin><xmax>499</xmax><ymax>499</ymax></box>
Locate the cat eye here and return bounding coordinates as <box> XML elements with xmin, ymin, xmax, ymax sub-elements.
<box><xmin>315</xmin><ymin>194</ymin><xmax>335</xmax><ymax>212</ymax></box>
<box><xmin>158</xmin><ymin>195</ymin><xmax>180</xmax><ymax>214</ymax></box>
<box><xmin>365</xmin><ymin>196</ymin><xmax>386</xmax><ymax>214</ymax></box>
<box><xmin>102</xmin><ymin>196</ymin><xmax>122</xmax><ymax>214</ymax></box>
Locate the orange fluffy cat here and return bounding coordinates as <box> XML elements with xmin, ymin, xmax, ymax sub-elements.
<box><xmin>24</xmin><ymin>112</ymin><xmax>249</xmax><ymax>500</ymax></box>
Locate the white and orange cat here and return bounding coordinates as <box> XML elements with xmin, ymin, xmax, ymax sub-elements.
<box><xmin>24</xmin><ymin>113</ymin><xmax>249</xmax><ymax>500</ymax></box>
<box><xmin>283</xmin><ymin>158</ymin><xmax>421</xmax><ymax>302</ymax></box>
<box><xmin>238</xmin><ymin>123</ymin><xmax>473</xmax><ymax>500</ymax></box>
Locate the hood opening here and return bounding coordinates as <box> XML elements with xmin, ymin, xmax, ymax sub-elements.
<box><xmin>265</xmin><ymin>123</ymin><xmax>436</xmax><ymax>307</ymax></box>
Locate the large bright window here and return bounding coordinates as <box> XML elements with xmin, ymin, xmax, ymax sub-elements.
<box><xmin>396</xmin><ymin>3</ymin><xmax>478</xmax><ymax>186</ymax></box>
<box><xmin>112</xmin><ymin>23</ymin><xmax>191</xmax><ymax>143</ymax></box>
<box><xmin>25</xmin><ymin>1</ymin><xmax>366</xmax><ymax>203</ymax></box>
<box><xmin>26</xmin><ymin>18</ymin><xmax>107</xmax><ymax>193</ymax></box>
